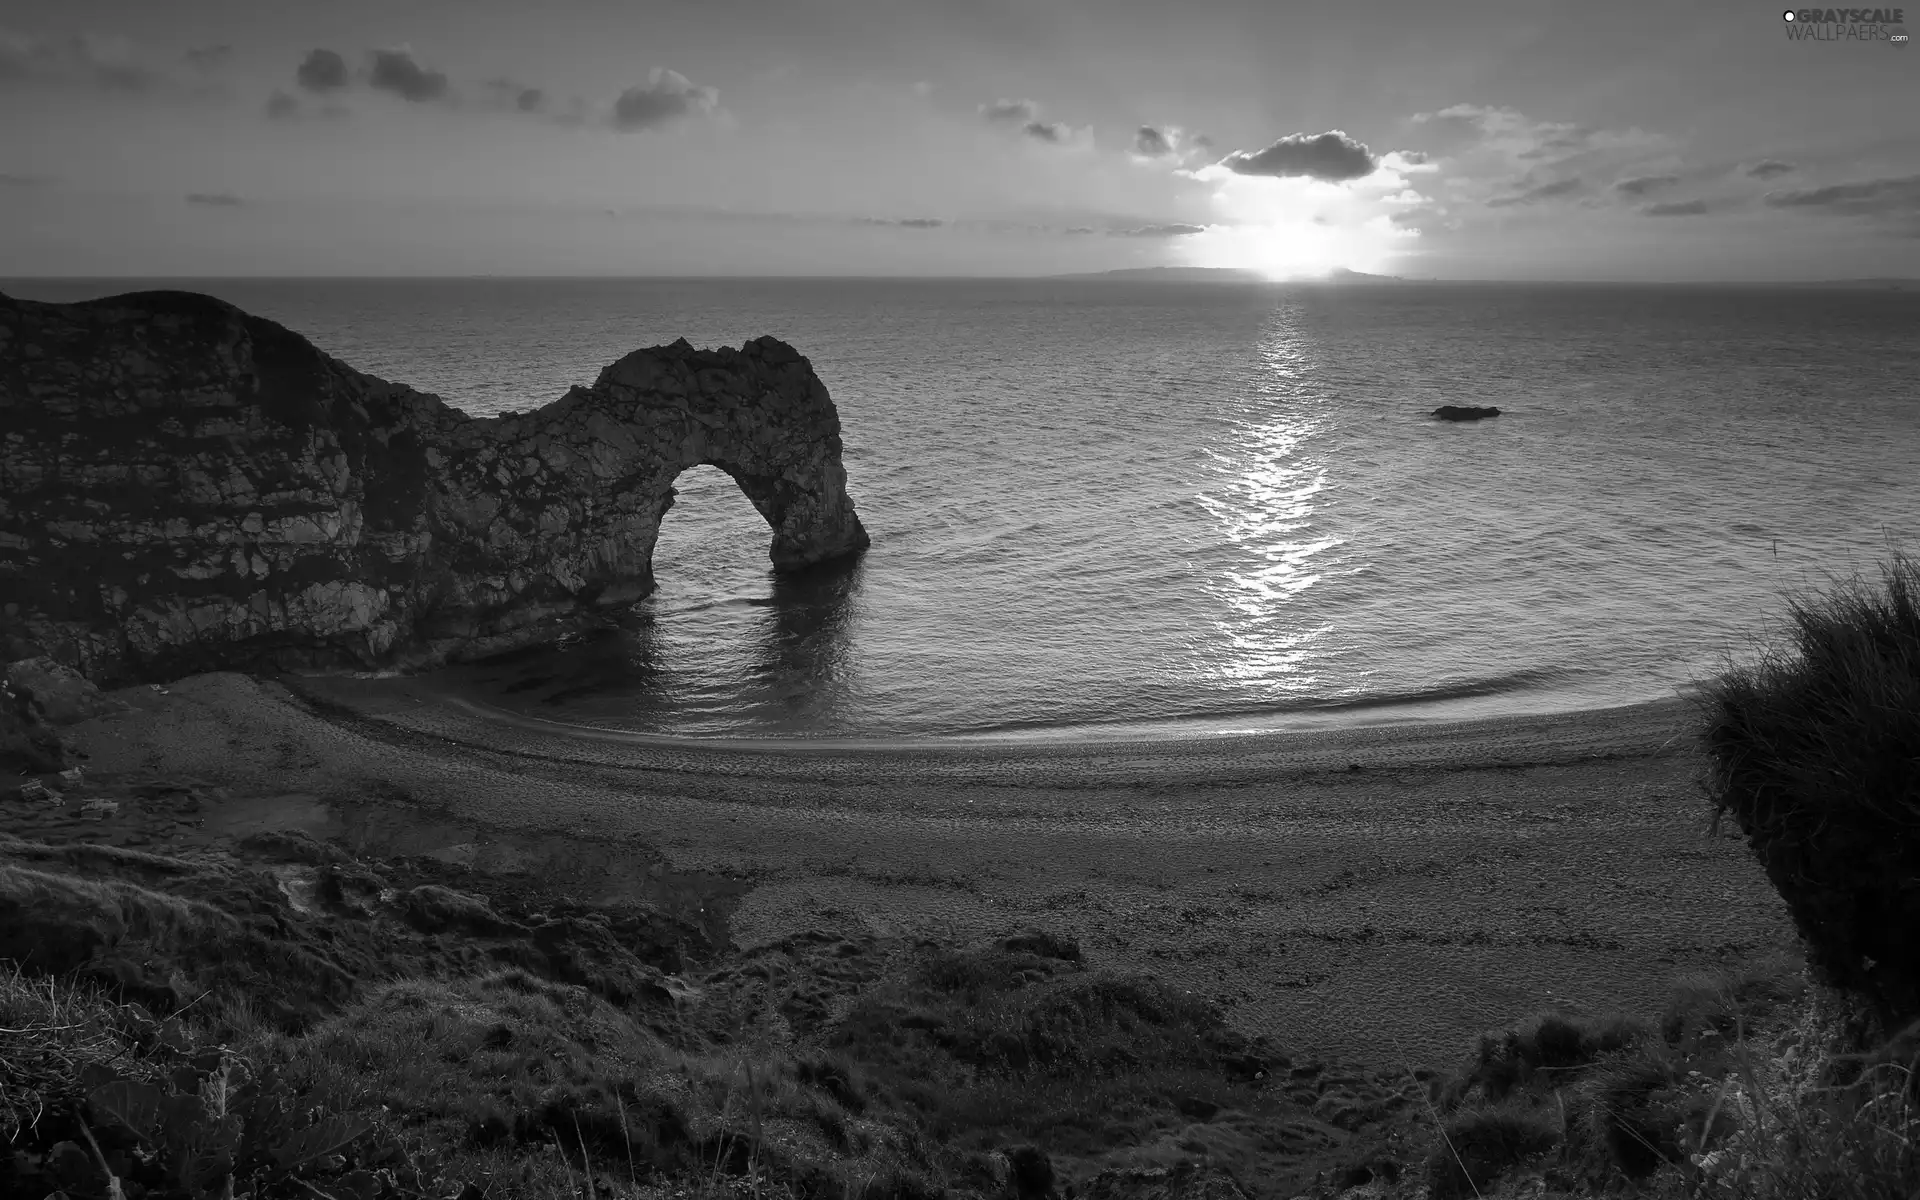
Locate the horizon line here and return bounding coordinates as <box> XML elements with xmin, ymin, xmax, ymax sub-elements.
<box><xmin>5</xmin><ymin>273</ymin><xmax>1917</xmax><ymax>287</ymax></box>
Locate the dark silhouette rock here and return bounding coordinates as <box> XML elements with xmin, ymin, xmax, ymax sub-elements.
<box><xmin>0</xmin><ymin>289</ymin><xmax>870</xmax><ymax>684</ymax></box>
<box><xmin>1431</xmin><ymin>404</ymin><xmax>1502</xmax><ymax>421</ymax></box>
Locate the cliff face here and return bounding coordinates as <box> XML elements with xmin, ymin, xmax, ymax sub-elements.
<box><xmin>0</xmin><ymin>289</ymin><xmax>870</xmax><ymax>683</ymax></box>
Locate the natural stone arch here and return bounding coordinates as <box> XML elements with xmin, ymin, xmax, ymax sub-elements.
<box><xmin>0</xmin><ymin>290</ymin><xmax>870</xmax><ymax>682</ymax></box>
<box><xmin>585</xmin><ymin>336</ymin><xmax>871</xmax><ymax>583</ymax></box>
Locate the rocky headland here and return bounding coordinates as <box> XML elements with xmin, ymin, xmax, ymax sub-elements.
<box><xmin>0</xmin><ymin>289</ymin><xmax>869</xmax><ymax>685</ymax></box>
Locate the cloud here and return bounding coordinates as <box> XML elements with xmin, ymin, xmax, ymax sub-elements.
<box><xmin>1411</xmin><ymin>104</ymin><xmax>1667</xmax><ymax>174</ymax></box>
<box><xmin>184</xmin><ymin>44</ymin><xmax>232</xmax><ymax>72</ymax></box>
<box><xmin>265</xmin><ymin>90</ymin><xmax>298</xmax><ymax>119</ymax></box>
<box><xmin>0</xmin><ymin>28</ymin><xmax>165</xmax><ymax>92</ymax></box>
<box><xmin>1614</xmin><ymin>174</ymin><xmax>1679</xmax><ymax>196</ymax></box>
<box><xmin>1764</xmin><ymin>174</ymin><xmax>1920</xmax><ymax>217</ymax></box>
<box><xmin>978</xmin><ymin>98</ymin><xmax>1086</xmax><ymax>146</ymax></box>
<box><xmin>0</xmin><ymin>172</ymin><xmax>50</xmax><ymax>186</ymax></box>
<box><xmin>980</xmin><ymin>98</ymin><xmax>1038</xmax><ymax>125</ymax></box>
<box><xmin>487</xmin><ymin>78</ymin><xmax>546</xmax><ymax>113</ymax></box>
<box><xmin>1221</xmin><ymin>131</ymin><xmax>1376</xmax><ymax>182</ymax></box>
<box><xmin>185</xmin><ymin>192</ymin><xmax>242</xmax><ymax>206</ymax></box>
<box><xmin>1486</xmin><ymin>177</ymin><xmax>1582</xmax><ymax>207</ymax></box>
<box><xmin>1642</xmin><ymin>199</ymin><xmax>1710</xmax><ymax>216</ymax></box>
<box><xmin>1133</xmin><ymin>126</ymin><xmax>1175</xmax><ymax>158</ymax></box>
<box><xmin>610</xmin><ymin>67</ymin><xmax>719</xmax><ymax>131</ymax></box>
<box><xmin>368</xmin><ymin>47</ymin><xmax>449</xmax><ymax>103</ymax></box>
<box><xmin>1390</xmin><ymin>205</ymin><xmax>1451</xmax><ymax>231</ymax></box>
<box><xmin>855</xmin><ymin>216</ymin><xmax>945</xmax><ymax>228</ymax></box>
<box><xmin>1746</xmin><ymin>159</ymin><xmax>1796</xmax><ymax>179</ymax></box>
<box><xmin>295</xmin><ymin>48</ymin><xmax>349</xmax><ymax>93</ymax></box>
<box><xmin>1022</xmin><ymin>120</ymin><xmax>1074</xmax><ymax>143</ymax></box>
<box><xmin>1190</xmin><ymin>133</ymin><xmax>1215</xmax><ymax>151</ymax></box>
<box><xmin>1112</xmin><ymin>222</ymin><xmax>1207</xmax><ymax>237</ymax></box>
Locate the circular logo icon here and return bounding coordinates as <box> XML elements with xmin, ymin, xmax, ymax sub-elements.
<box><xmin>1782</xmin><ymin>9</ymin><xmax>1796</xmax><ymax>19</ymax></box>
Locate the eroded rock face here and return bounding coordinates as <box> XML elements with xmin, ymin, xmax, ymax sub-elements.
<box><xmin>0</xmin><ymin>289</ymin><xmax>870</xmax><ymax>683</ymax></box>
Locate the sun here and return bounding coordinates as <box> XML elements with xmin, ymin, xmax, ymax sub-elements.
<box><xmin>1180</xmin><ymin>219</ymin><xmax>1399</xmax><ymax>280</ymax></box>
<box><xmin>1176</xmin><ymin>171</ymin><xmax>1416</xmax><ymax>280</ymax></box>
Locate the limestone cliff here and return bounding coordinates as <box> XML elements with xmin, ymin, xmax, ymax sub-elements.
<box><xmin>0</xmin><ymin>289</ymin><xmax>870</xmax><ymax>683</ymax></box>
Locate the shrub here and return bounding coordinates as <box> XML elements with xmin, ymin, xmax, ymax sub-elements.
<box><xmin>1696</xmin><ymin>552</ymin><xmax>1920</xmax><ymax>1036</ymax></box>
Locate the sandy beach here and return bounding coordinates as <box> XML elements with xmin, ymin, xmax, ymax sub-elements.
<box><xmin>68</xmin><ymin>671</ymin><xmax>1793</xmax><ymax>1068</ymax></box>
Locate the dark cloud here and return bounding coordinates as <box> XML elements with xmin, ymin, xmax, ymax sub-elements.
<box><xmin>1642</xmin><ymin>199</ymin><xmax>1710</xmax><ymax>216</ymax></box>
<box><xmin>184</xmin><ymin>44</ymin><xmax>232</xmax><ymax>72</ymax></box>
<box><xmin>1486</xmin><ymin>177</ymin><xmax>1582</xmax><ymax>207</ymax></box>
<box><xmin>185</xmin><ymin>192</ymin><xmax>242</xmax><ymax>206</ymax></box>
<box><xmin>0</xmin><ymin>172</ymin><xmax>50</xmax><ymax>186</ymax></box>
<box><xmin>1614</xmin><ymin>174</ymin><xmax>1679</xmax><ymax>196</ymax></box>
<box><xmin>980</xmin><ymin>98</ymin><xmax>1038</xmax><ymax>125</ymax></box>
<box><xmin>1393</xmin><ymin>149</ymin><xmax>1430</xmax><ymax>165</ymax></box>
<box><xmin>1746</xmin><ymin>159</ymin><xmax>1796</xmax><ymax>179</ymax></box>
<box><xmin>265</xmin><ymin>90</ymin><xmax>298</xmax><ymax>119</ymax></box>
<box><xmin>611</xmin><ymin>68</ymin><xmax>719</xmax><ymax>130</ymax></box>
<box><xmin>1022</xmin><ymin>120</ymin><xmax>1074</xmax><ymax>144</ymax></box>
<box><xmin>1764</xmin><ymin>174</ymin><xmax>1920</xmax><ymax>217</ymax></box>
<box><xmin>368</xmin><ymin>48</ymin><xmax>449</xmax><ymax>102</ymax></box>
<box><xmin>855</xmin><ymin>216</ymin><xmax>945</xmax><ymax>228</ymax></box>
<box><xmin>1112</xmin><ymin>222</ymin><xmax>1207</xmax><ymax>237</ymax></box>
<box><xmin>1133</xmin><ymin>126</ymin><xmax>1175</xmax><ymax>157</ymax></box>
<box><xmin>1222</xmin><ymin>130</ymin><xmax>1376</xmax><ymax>182</ymax></box>
<box><xmin>294</xmin><ymin>48</ymin><xmax>348</xmax><ymax>93</ymax></box>
<box><xmin>1190</xmin><ymin>133</ymin><xmax>1215</xmax><ymax>151</ymax></box>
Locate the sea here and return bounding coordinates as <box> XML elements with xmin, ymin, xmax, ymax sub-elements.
<box><xmin>9</xmin><ymin>277</ymin><xmax>1919</xmax><ymax>742</ymax></box>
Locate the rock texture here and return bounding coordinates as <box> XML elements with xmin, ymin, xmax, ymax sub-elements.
<box><xmin>0</xmin><ymin>289</ymin><xmax>870</xmax><ymax>683</ymax></box>
<box><xmin>1430</xmin><ymin>404</ymin><xmax>1501</xmax><ymax>421</ymax></box>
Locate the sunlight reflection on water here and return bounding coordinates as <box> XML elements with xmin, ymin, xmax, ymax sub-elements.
<box><xmin>1191</xmin><ymin>307</ymin><xmax>1344</xmax><ymax>693</ymax></box>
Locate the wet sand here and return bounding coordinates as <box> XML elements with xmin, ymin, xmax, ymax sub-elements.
<box><xmin>67</xmin><ymin>671</ymin><xmax>1794</xmax><ymax>1066</ymax></box>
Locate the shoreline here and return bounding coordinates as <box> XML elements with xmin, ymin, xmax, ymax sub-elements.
<box><xmin>324</xmin><ymin>668</ymin><xmax>1708</xmax><ymax>752</ymax></box>
<box><xmin>65</xmin><ymin>673</ymin><xmax>1794</xmax><ymax>1066</ymax></box>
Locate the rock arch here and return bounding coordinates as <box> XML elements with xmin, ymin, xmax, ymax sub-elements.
<box><xmin>0</xmin><ymin>290</ymin><xmax>870</xmax><ymax>682</ymax></box>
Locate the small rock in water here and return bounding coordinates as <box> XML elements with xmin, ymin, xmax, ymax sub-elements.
<box><xmin>79</xmin><ymin>797</ymin><xmax>120</xmax><ymax>819</ymax></box>
<box><xmin>59</xmin><ymin>765</ymin><xmax>84</xmax><ymax>786</ymax></box>
<box><xmin>19</xmin><ymin>779</ymin><xmax>56</xmax><ymax>803</ymax></box>
<box><xmin>1431</xmin><ymin>404</ymin><xmax>1502</xmax><ymax>421</ymax></box>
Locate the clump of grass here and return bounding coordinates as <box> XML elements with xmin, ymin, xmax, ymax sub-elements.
<box><xmin>0</xmin><ymin>964</ymin><xmax>143</xmax><ymax>1144</ymax></box>
<box><xmin>1440</xmin><ymin>1009</ymin><xmax>1657</xmax><ymax>1108</ymax></box>
<box><xmin>1688</xmin><ymin>1013</ymin><xmax>1920</xmax><ymax>1198</ymax></box>
<box><xmin>1426</xmin><ymin>1106</ymin><xmax>1561</xmax><ymax>1199</ymax></box>
<box><xmin>1695</xmin><ymin>551</ymin><xmax>1920</xmax><ymax>1036</ymax></box>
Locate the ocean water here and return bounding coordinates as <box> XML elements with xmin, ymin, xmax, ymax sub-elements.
<box><xmin>10</xmin><ymin>277</ymin><xmax>1920</xmax><ymax>740</ymax></box>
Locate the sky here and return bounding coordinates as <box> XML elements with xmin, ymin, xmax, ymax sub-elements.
<box><xmin>2</xmin><ymin>0</ymin><xmax>1917</xmax><ymax>280</ymax></box>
